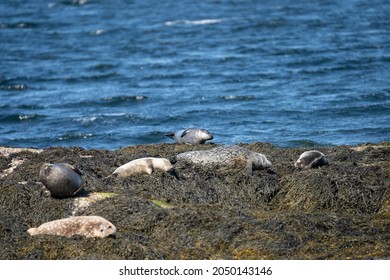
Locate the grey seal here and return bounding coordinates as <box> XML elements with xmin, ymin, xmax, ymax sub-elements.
<box><xmin>109</xmin><ymin>157</ymin><xmax>173</xmax><ymax>178</ymax></box>
<box><xmin>294</xmin><ymin>150</ymin><xmax>329</xmax><ymax>169</ymax></box>
<box><xmin>39</xmin><ymin>163</ymin><xmax>84</xmax><ymax>198</ymax></box>
<box><xmin>165</xmin><ymin>128</ymin><xmax>213</xmax><ymax>144</ymax></box>
<box><xmin>172</xmin><ymin>145</ymin><xmax>272</xmax><ymax>171</ymax></box>
<box><xmin>27</xmin><ymin>216</ymin><xmax>116</xmax><ymax>238</ymax></box>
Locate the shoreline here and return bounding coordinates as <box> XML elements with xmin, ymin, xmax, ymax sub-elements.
<box><xmin>1</xmin><ymin>141</ymin><xmax>389</xmax><ymax>259</ymax></box>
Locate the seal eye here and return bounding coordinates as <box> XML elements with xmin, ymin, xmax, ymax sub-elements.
<box><xmin>100</xmin><ymin>229</ymin><xmax>104</xmax><ymax>232</ymax></box>
<box><xmin>108</xmin><ymin>226</ymin><xmax>112</xmax><ymax>229</ymax></box>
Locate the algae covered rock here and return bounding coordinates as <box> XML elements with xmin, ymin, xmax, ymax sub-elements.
<box><xmin>0</xmin><ymin>142</ymin><xmax>389</xmax><ymax>260</ymax></box>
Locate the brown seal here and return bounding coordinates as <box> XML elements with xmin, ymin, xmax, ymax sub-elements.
<box><xmin>27</xmin><ymin>216</ymin><xmax>116</xmax><ymax>238</ymax></box>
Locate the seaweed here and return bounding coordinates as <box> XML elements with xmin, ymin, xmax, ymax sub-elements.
<box><xmin>0</xmin><ymin>142</ymin><xmax>389</xmax><ymax>259</ymax></box>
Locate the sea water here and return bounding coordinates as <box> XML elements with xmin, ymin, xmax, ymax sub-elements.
<box><xmin>1</xmin><ymin>0</ymin><xmax>389</xmax><ymax>149</ymax></box>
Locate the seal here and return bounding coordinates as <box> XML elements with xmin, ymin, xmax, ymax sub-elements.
<box><xmin>110</xmin><ymin>157</ymin><xmax>173</xmax><ymax>178</ymax></box>
<box><xmin>294</xmin><ymin>150</ymin><xmax>329</xmax><ymax>169</ymax></box>
<box><xmin>27</xmin><ymin>216</ymin><xmax>116</xmax><ymax>238</ymax></box>
<box><xmin>172</xmin><ymin>145</ymin><xmax>272</xmax><ymax>172</ymax></box>
<box><xmin>165</xmin><ymin>128</ymin><xmax>213</xmax><ymax>144</ymax></box>
<box><xmin>39</xmin><ymin>163</ymin><xmax>84</xmax><ymax>198</ymax></box>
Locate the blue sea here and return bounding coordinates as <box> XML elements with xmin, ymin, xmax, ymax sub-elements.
<box><xmin>1</xmin><ymin>0</ymin><xmax>389</xmax><ymax>150</ymax></box>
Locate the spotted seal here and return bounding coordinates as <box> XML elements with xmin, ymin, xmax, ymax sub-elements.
<box><xmin>294</xmin><ymin>150</ymin><xmax>329</xmax><ymax>169</ymax></box>
<box><xmin>172</xmin><ymin>145</ymin><xmax>272</xmax><ymax>171</ymax></box>
<box><xmin>165</xmin><ymin>128</ymin><xmax>213</xmax><ymax>144</ymax></box>
<box><xmin>39</xmin><ymin>163</ymin><xmax>84</xmax><ymax>198</ymax></box>
<box><xmin>27</xmin><ymin>216</ymin><xmax>116</xmax><ymax>238</ymax></box>
<box><xmin>110</xmin><ymin>157</ymin><xmax>173</xmax><ymax>178</ymax></box>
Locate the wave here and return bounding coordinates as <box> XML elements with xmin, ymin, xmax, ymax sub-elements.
<box><xmin>99</xmin><ymin>95</ymin><xmax>148</xmax><ymax>105</ymax></box>
<box><xmin>286</xmin><ymin>139</ymin><xmax>329</xmax><ymax>148</ymax></box>
<box><xmin>0</xmin><ymin>114</ymin><xmax>46</xmax><ymax>123</ymax></box>
<box><xmin>64</xmin><ymin>72</ymin><xmax>121</xmax><ymax>83</ymax></box>
<box><xmin>219</xmin><ymin>95</ymin><xmax>256</xmax><ymax>101</ymax></box>
<box><xmin>60</xmin><ymin>95</ymin><xmax>148</xmax><ymax>108</ymax></box>
<box><xmin>49</xmin><ymin>0</ymin><xmax>90</xmax><ymax>7</ymax></box>
<box><xmin>0</xmin><ymin>22</ymin><xmax>38</xmax><ymax>29</ymax></box>
<box><xmin>164</xmin><ymin>19</ymin><xmax>222</xmax><ymax>26</ymax></box>
<box><xmin>17</xmin><ymin>104</ymin><xmax>45</xmax><ymax>110</ymax></box>
<box><xmin>357</xmin><ymin>91</ymin><xmax>389</xmax><ymax>102</ymax></box>
<box><xmin>58</xmin><ymin>133</ymin><xmax>94</xmax><ymax>141</ymax></box>
<box><xmin>73</xmin><ymin>112</ymin><xmax>147</xmax><ymax>126</ymax></box>
<box><xmin>0</xmin><ymin>84</ymin><xmax>28</xmax><ymax>91</ymax></box>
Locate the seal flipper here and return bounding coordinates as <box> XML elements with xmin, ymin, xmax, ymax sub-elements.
<box><xmin>180</xmin><ymin>128</ymin><xmax>191</xmax><ymax>138</ymax></box>
<box><xmin>72</xmin><ymin>184</ymin><xmax>85</xmax><ymax>196</ymax></box>
<box><xmin>102</xmin><ymin>172</ymin><xmax>117</xmax><ymax>184</ymax></box>
<box><xmin>165</xmin><ymin>132</ymin><xmax>175</xmax><ymax>139</ymax></box>
<box><xmin>145</xmin><ymin>159</ymin><xmax>154</xmax><ymax>175</ymax></box>
<box><xmin>27</xmin><ymin>228</ymin><xmax>38</xmax><ymax>236</ymax></box>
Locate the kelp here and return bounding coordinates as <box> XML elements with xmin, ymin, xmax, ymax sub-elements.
<box><xmin>0</xmin><ymin>142</ymin><xmax>389</xmax><ymax>259</ymax></box>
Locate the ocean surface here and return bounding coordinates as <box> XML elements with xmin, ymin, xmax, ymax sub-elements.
<box><xmin>1</xmin><ymin>0</ymin><xmax>389</xmax><ymax>150</ymax></box>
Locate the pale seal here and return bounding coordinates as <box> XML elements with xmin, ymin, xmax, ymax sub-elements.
<box><xmin>110</xmin><ymin>157</ymin><xmax>173</xmax><ymax>178</ymax></box>
<box><xmin>165</xmin><ymin>128</ymin><xmax>213</xmax><ymax>144</ymax></box>
<box><xmin>294</xmin><ymin>150</ymin><xmax>329</xmax><ymax>169</ymax></box>
<box><xmin>27</xmin><ymin>216</ymin><xmax>116</xmax><ymax>238</ymax></box>
<box><xmin>172</xmin><ymin>145</ymin><xmax>272</xmax><ymax>171</ymax></box>
<box><xmin>39</xmin><ymin>163</ymin><xmax>84</xmax><ymax>198</ymax></box>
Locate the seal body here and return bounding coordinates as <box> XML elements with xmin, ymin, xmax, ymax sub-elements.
<box><xmin>165</xmin><ymin>128</ymin><xmax>213</xmax><ymax>144</ymax></box>
<box><xmin>111</xmin><ymin>157</ymin><xmax>173</xmax><ymax>178</ymax></box>
<box><xmin>39</xmin><ymin>163</ymin><xmax>84</xmax><ymax>198</ymax></box>
<box><xmin>173</xmin><ymin>145</ymin><xmax>272</xmax><ymax>171</ymax></box>
<box><xmin>294</xmin><ymin>150</ymin><xmax>329</xmax><ymax>169</ymax></box>
<box><xmin>27</xmin><ymin>216</ymin><xmax>116</xmax><ymax>238</ymax></box>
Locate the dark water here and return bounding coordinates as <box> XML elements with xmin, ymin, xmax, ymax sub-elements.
<box><xmin>1</xmin><ymin>0</ymin><xmax>389</xmax><ymax>150</ymax></box>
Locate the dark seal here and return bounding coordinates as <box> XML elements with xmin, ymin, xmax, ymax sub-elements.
<box><xmin>39</xmin><ymin>163</ymin><xmax>84</xmax><ymax>198</ymax></box>
<box><xmin>294</xmin><ymin>150</ymin><xmax>329</xmax><ymax>169</ymax></box>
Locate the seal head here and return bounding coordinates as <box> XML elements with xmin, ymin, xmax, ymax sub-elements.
<box><xmin>294</xmin><ymin>150</ymin><xmax>329</xmax><ymax>169</ymax></box>
<box><xmin>39</xmin><ymin>163</ymin><xmax>84</xmax><ymax>198</ymax></box>
<box><xmin>165</xmin><ymin>128</ymin><xmax>213</xmax><ymax>144</ymax></box>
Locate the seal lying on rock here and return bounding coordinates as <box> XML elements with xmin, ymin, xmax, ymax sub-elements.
<box><xmin>294</xmin><ymin>150</ymin><xmax>329</xmax><ymax>169</ymax></box>
<box><xmin>165</xmin><ymin>128</ymin><xmax>213</xmax><ymax>144</ymax></box>
<box><xmin>39</xmin><ymin>163</ymin><xmax>84</xmax><ymax>198</ymax></box>
<box><xmin>27</xmin><ymin>216</ymin><xmax>116</xmax><ymax>238</ymax></box>
<box><xmin>172</xmin><ymin>145</ymin><xmax>272</xmax><ymax>172</ymax></box>
<box><xmin>110</xmin><ymin>157</ymin><xmax>173</xmax><ymax>178</ymax></box>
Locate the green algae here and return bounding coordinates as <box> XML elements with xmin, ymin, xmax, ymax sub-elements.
<box><xmin>150</xmin><ymin>199</ymin><xmax>175</xmax><ymax>209</ymax></box>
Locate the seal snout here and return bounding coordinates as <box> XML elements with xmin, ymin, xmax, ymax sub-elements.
<box><xmin>168</xmin><ymin>156</ymin><xmax>177</xmax><ymax>164</ymax></box>
<box><xmin>202</xmin><ymin>131</ymin><xmax>213</xmax><ymax>140</ymax></box>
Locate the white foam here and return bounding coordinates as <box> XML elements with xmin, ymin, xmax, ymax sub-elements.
<box><xmin>91</xmin><ymin>29</ymin><xmax>105</xmax><ymax>35</ymax></box>
<box><xmin>165</xmin><ymin>19</ymin><xmax>222</xmax><ymax>26</ymax></box>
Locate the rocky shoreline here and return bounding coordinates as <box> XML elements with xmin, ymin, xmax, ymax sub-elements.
<box><xmin>0</xmin><ymin>142</ymin><xmax>389</xmax><ymax>259</ymax></box>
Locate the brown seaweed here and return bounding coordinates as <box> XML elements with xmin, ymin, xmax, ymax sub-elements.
<box><xmin>0</xmin><ymin>142</ymin><xmax>389</xmax><ymax>259</ymax></box>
